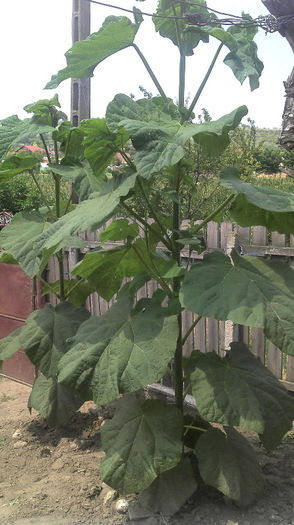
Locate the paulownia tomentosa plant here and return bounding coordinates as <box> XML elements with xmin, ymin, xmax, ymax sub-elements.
<box><xmin>1</xmin><ymin>0</ymin><xmax>294</xmax><ymax>514</ymax></box>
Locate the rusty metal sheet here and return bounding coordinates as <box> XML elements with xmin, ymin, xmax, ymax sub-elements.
<box><xmin>0</xmin><ymin>263</ymin><xmax>33</xmax><ymax>319</ymax></box>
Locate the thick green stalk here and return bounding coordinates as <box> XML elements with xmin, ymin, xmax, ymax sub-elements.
<box><xmin>172</xmin><ymin>170</ymin><xmax>183</xmax><ymax>413</ymax></box>
<box><xmin>186</xmin><ymin>43</ymin><xmax>223</xmax><ymax>122</ymax></box>
<box><xmin>132</xmin><ymin>44</ymin><xmax>168</xmax><ymax>102</ymax></box>
<box><xmin>179</xmin><ymin>54</ymin><xmax>186</xmax><ymax>110</ymax></box>
<box><xmin>194</xmin><ymin>193</ymin><xmax>235</xmax><ymax>233</ymax></box>
<box><xmin>40</xmin><ymin>134</ymin><xmax>51</xmax><ymax>163</ymax></box>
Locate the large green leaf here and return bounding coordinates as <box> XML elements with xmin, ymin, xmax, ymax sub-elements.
<box><xmin>46</xmin><ymin>16</ymin><xmax>142</xmax><ymax>89</ymax></box>
<box><xmin>180</xmin><ymin>249</ymin><xmax>294</xmax><ymax>355</ymax></box>
<box><xmin>219</xmin><ymin>167</ymin><xmax>294</xmax><ymax>233</ymax></box>
<box><xmin>153</xmin><ymin>0</ymin><xmax>210</xmax><ymax>55</ymax></box>
<box><xmin>195</xmin><ymin>427</ymin><xmax>264</xmax><ymax>506</ymax></box>
<box><xmin>49</xmin><ymin>163</ymin><xmax>103</xmax><ymax>201</ymax></box>
<box><xmin>0</xmin><ymin>210</ymin><xmax>49</xmax><ymax>278</ymax></box>
<box><xmin>79</xmin><ymin>118</ymin><xmax>129</xmax><ymax>176</ymax></box>
<box><xmin>223</xmin><ymin>17</ymin><xmax>264</xmax><ymax>91</ymax></box>
<box><xmin>106</xmin><ymin>95</ymin><xmax>248</xmax><ymax>178</ymax></box>
<box><xmin>21</xmin><ymin>302</ymin><xmax>90</xmax><ymax>378</ymax></box>
<box><xmin>189</xmin><ymin>343</ymin><xmax>294</xmax><ymax>450</ymax></box>
<box><xmin>32</xmin><ymin>172</ymin><xmax>137</xmax><ymax>252</ymax></box>
<box><xmin>100</xmin><ymin>218</ymin><xmax>139</xmax><ymax>245</ymax></box>
<box><xmin>0</xmin><ymin>327</ymin><xmax>22</xmax><ymax>362</ymax></box>
<box><xmin>28</xmin><ymin>375</ymin><xmax>83</xmax><ymax>428</ymax></box>
<box><xmin>0</xmin><ymin>154</ymin><xmax>40</xmax><ymax>183</ymax></box>
<box><xmin>100</xmin><ymin>394</ymin><xmax>183</xmax><ymax>493</ymax></box>
<box><xmin>0</xmin><ymin>114</ymin><xmax>54</xmax><ymax>160</ymax></box>
<box><xmin>58</xmin><ymin>296</ymin><xmax>178</xmax><ymax>405</ymax></box>
<box><xmin>137</xmin><ymin>457</ymin><xmax>197</xmax><ymax>515</ymax></box>
<box><xmin>71</xmin><ymin>239</ymin><xmax>147</xmax><ymax>301</ymax></box>
<box><xmin>41</xmin><ymin>279</ymin><xmax>95</xmax><ymax>307</ymax></box>
<box><xmin>0</xmin><ymin>116</ymin><xmax>28</xmax><ymax>159</ymax></box>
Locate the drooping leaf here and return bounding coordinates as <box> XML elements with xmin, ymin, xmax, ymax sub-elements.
<box><xmin>180</xmin><ymin>249</ymin><xmax>294</xmax><ymax>355</ymax></box>
<box><xmin>46</xmin><ymin>16</ymin><xmax>142</xmax><ymax>89</ymax></box>
<box><xmin>137</xmin><ymin>457</ymin><xmax>197</xmax><ymax>515</ymax></box>
<box><xmin>219</xmin><ymin>167</ymin><xmax>294</xmax><ymax>233</ymax></box>
<box><xmin>106</xmin><ymin>94</ymin><xmax>248</xmax><ymax>178</ymax></box>
<box><xmin>49</xmin><ymin>163</ymin><xmax>103</xmax><ymax>201</ymax></box>
<box><xmin>153</xmin><ymin>0</ymin><xmax>210</xmax><ymax>55</ymax></box>
<box><xmin>0</xmin><ymin>154</ymin><xmax>40</xmax><ymax>183</ymax></box>
<box><xmin>58</xmin><ymin>296</ymin><xmax>178</xmax><ymax>405</ymax></box>
<box><xmin>24</xmin><ymin>94</ymin><xmax>67</xmax><ymax>127</ymax></box>
<box><xmin>28</xmin><ymin>374</ymin><xmax>83</xmax><ymax>428</ymax></box>
<box><xmin>100</xmin><ymin>219</ymin><xmax>139</xmax><ymax>245</ymax></box>
<box><xmin>0</xmin><ymin>210</ymin><xmax>49</xmax><ymax>278</ymax></box>
<box><xmin>0</xmin><ymin>115</ymin><xmax>28</xmax><ymax>159</ymax></box>
<box><xmin>71</xmin><ymin>239</ymin><xmax>147</xmax><ymax>301</ymax></box>
<box><xmin>195</xmin><ymin>427</ymin><xmax>264</xmax><ymax>506</ymax></box>
<box><xmin>0</xmin><ymin>114</ymin><xmax>54</xmax><ymax>160</ymax></box>
<box><xmin>100</xmin><ymin>394</ymin><xmax>183</xmax><ymax>493</ymax></box>
<box><xmin>21</xmin><ymin>302</ymin><xmax>90</xmax><ymax>378</ymax></box>
<box><xmin>41</xmin><ymin>279</ymin><xmax>95</xmax><ymax>306</ymax></box>
<box><xmin>32</xmin><ymin>172</ymin><xmax>137</xmax><ymax>252</ymax></box>
<box><xmin>223</xmin><ymin>17</ymin><xmax>264</xmax><ymax>91</ymax></box>
<box><xmin>0</xmin><ymin>327</ymin><xmax>22</xmax><ymax>362</ymax></box>
<box><xmin>79</xmin><ymin>118</ymin><xmax>129</xmax><ymax>176</ymax></box>
<box><xmin>189</xmin><ymin>343</ymin><xmax>294</xmax><ymax>449</ymax></box>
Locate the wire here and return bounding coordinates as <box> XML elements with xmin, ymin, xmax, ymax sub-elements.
<box><xmin>81</xmin><ymin>0</ymin><xmax>294</xmax><ymax>34</ymax></box>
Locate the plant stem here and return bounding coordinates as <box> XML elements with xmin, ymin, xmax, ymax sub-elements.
<box><xmin>183</xmin><ymin>383</ymin><xmax>191</xmax><ymax>400</ymax></box>
<box><xmin>131</xmin><ymin>242</ymin><xmax>172</xmax><ymax>297</ymax></box>
<box><xmin>172</xmin><ymin>169</ymin><xmax>184</xmax><ymax>413</ymax></box>
<box><xmin>184</xmin><ymin>425</ymin><xmax>208</xmax><ymax>435</ymax></box>
<box><xmin>194</xmin><ymin>193</ymin><xmax>235</xmax><ymax>233</ymax></box>
<box><xmin>121</xmin><ymin>202</ymin><xmax>172</xmax><ymax>251</ymax></box>
<box><xmin>186</xmin><ymin>43</ymin><xmax>223</xmax><ymax>122</ymax></box>
<box><xmin>63</xmin><ymin>189</ymin><xmax>74</xmax><ymax>216</ymax></box>
<box><xmin>132</xmin><ymin>44</ymin><xmax>168</xmax><ymax>102</ymax></box>
<box><xmin>30</xmin><ymin>171</ymin><xmax>54</xmax><ymax>219</ymax></box>
<box><xmin>179</xmin><ymin>54</ymin><xmax>186</xmax><ymax>110</ymax></box>
<box><xmin>137</xmin><ymin>176</ymin><xmax>171</xmax><ymax>246</ymax></box>
<box><xmin>40</xmin><ymin>134</ymin><xmax>51</xmax><ymax>163</ymax></box>
<box><xmin>56</xmin><ymin>252</ymin><xmax>66</xmax><ymax>301</ymax></box>
<box><xmin>182</xmin><ymin>315</ymin><xmax>202</xmax><ymax>346</ymax></box>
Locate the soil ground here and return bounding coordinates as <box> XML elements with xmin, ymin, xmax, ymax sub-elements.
<box><xmin>0</xmin><ymin>377</ymin><xmax>294</xmax><ymax>525</ymax></box>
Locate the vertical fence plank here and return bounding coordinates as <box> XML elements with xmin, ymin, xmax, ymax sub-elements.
<box><xmin>251</xmin><ymin>226</ymin><xmax>267</xmax><ymax>363</ymax></box>
<box><xmin>219</xmin><ymin>222</ymin><xmax>234</xmax><ymax>355</ymax></box>
<box><xmin>195</xmin><ymin>317</ymin><xmax>206</xmax><ymax>353</ymax></box>
<box><xmin>206</xmin><ymin>222</ymin><xmax>219</xmax><ymax>352</ymax></box>
<box><xmin>267</xmin><ymin>232</ymin><xmax>285</xmax><ymax>378</ymax></box>
<box><xmin>182</xmin><ymin>310</ymin><xmax>194</xmax><ymax>357</ymax></box>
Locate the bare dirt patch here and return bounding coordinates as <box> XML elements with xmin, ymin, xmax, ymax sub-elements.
<box><xmin>0</xmin><ymin>377</ymin><xmax>294</xmax><ymax>525</ymax></box>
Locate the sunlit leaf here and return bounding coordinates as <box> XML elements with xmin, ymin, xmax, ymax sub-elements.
<box><xmin>46</xmin><ymin>16</ymin><xmax>142</xmax><ymax>89</ymax></box>
<box><xmin>100</xmin><ymin>394</ymin><xmax>183</xmax><ymax>493</ymax></box>
<box><xmin>58</xmin><ymin>296</ymin><xmax>178</xmax><ymax>405</ymax></box>
<box><xmin>189</xmin><ymin>343</ymin><xmax>294</xmax><ymax>449</ymax></box>
<box><xmin>180</xmin><ymin>249</ymin><xmax>294</xmax><ymax>355</ymax></box>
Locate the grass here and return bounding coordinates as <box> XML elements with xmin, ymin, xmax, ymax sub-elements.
<box><xmin>0</xmin><ymin>393</ymin><xmax>13</xmax><ymax>403</ymax></box>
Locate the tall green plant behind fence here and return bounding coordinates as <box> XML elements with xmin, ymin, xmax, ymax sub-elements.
<box><xmin>1</xmin><ymin>0</ymin><xmax>294</xmax><ymax>513</ymax></box>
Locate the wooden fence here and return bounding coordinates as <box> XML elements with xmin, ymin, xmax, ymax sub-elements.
<box><xmin>47</xmin><ymin>221</ymin><xmax>294</xmax><ymax>392</ymax></box>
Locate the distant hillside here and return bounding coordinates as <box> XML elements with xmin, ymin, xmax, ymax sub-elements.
<box><xmin>255</xmin><ymin>128</ymin><xmax>281</xmax><ymax>148</ymax></box>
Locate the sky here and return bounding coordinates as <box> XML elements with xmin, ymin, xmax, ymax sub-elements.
<box><xmin>0</xmin><ymin>0</ymin><xmax>293</xmax><ymax>128</ymax></box>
